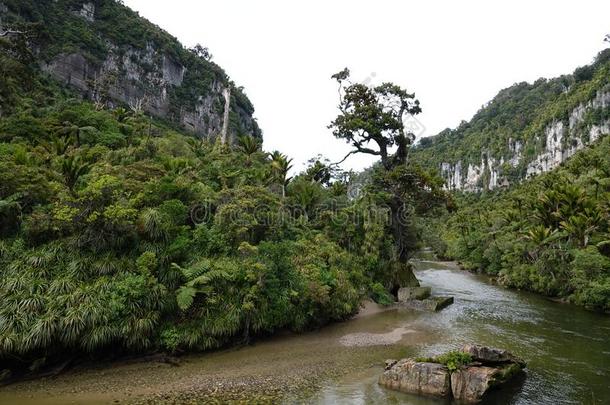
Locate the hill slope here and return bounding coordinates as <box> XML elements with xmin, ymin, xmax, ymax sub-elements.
<box><xmin>412</xmin><ymin>49</ymin><xmax>610</xmax><ymax>191</ymax></box>
<box><xmin>416</xmin><ymin>49</ymin><xmax>610</xmax><ymax>312</ymax></box>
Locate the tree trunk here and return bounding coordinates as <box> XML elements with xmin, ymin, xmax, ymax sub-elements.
<box><xmin>220</xmin><ymin>87</ymin><xmax>231</xmax><ymax>145</ymax></box>
<box><xmin>389</xmin><ymin>195</ymin><xmax>419</xmax><ymax>293</ymax></box>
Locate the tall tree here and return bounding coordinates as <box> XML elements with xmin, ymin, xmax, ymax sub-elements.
<box><xmin>329</xmin><ymin>68</ymin><xmax>443</xmax><ymax>291</ymax></box>
<box><xmin>329</xmin><ymin>68</ymin><xmax>421</xmax><ymax>169</ymax></box>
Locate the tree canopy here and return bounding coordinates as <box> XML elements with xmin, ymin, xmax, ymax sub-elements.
<box><xmin>329</xmin><ymin>68</ymin><xmax>422</xmax><ymax>169</ymax></box>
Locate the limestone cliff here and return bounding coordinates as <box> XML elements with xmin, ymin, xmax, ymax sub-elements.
<box><xmin>439</xmin><ymin>89</ymin><xmax>610</xmax><ymax>192</ymax></box>
<box><xmin>413</xmin><ymin>49</ymin><xmax>610</xmax><ymax>192</ymax></box>
<box><xmin>0</xmin><ymin>0</ymin><xmax>261</xmax><ymax>141</ymax></box>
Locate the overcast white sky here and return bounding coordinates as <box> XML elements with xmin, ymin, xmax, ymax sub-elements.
<box><xmin>123</xmin><ymin>0</ymin><xmax>609</xmax><ymax>172</ymax></box>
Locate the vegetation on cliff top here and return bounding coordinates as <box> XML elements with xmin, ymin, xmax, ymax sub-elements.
<box><xmin>0</xmin><ymin>0</ymin><xmax>261</xmax><ymax>137</ymax></box>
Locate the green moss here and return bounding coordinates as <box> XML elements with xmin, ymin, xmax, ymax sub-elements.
<box><xmin>491</xmin><ymin>363</ymin><xmax>523</xmax><ymax>386</ymax></box>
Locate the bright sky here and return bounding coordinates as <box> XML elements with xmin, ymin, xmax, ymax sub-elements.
<box><xmin>123</xmin><ymin>0</ymin><xmax>609</xmax><ymax>173</ymax></box>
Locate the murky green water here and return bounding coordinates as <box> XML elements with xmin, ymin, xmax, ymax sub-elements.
<box><xmin>311</xmin><ymin>259</ymin><xmax>610</xmax><ymax>404</ymax></box>
<box><xmin>1</xmin><ymin>259</ymin><xmax>608</xmax><ymax>404</ymax></box>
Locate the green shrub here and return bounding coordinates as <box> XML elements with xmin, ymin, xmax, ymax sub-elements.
<box><xmin>417</xmin><ymin>351</ymin><xmax>473</xmax><ymax>372</ymax></box>
<box><xmin>370</xmin><ymin>282</ymin><xmax>394</xmax><ymax>306</ymax></box>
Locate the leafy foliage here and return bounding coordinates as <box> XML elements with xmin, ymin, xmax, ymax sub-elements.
<box><xmin>417</xmin><ymin>351</ymin><xmax>473</xmax><ymax>373</ymax></box>
<box><xmin>328</xmin><ymin>69</ymin><xmax>451</xmax><ymax>291</ymax></box>
<box><xmin>432</xmin><ymin>136</ymin><xmax>610</xmax><ymax>311</ymax></box>
<box><xmin>0</xmin><ymin>61</ymin><xmax>446</xmax><ymax>372</ymax></box>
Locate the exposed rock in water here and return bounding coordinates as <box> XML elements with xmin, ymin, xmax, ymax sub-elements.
<box><xmin>397</xmin><ymin>285</ymin><xmax>453</xmax><ymax>312</ymax></box>
<box><xmin>379</xmin><ymin>345</ymin><xmax>526</xmax><ymax>403</ymax></box>
<box><xmin>399</xmin><ymin>295</ymin><xmax>454</xmax><ymax>311</ymax></box>
<box><xmin>461</xmin><ymin>344</ymin><xmax>526</xmax><ymax>367</ymax></box>
<box><xmin>397</xmin><ymin>286</ymin><xmax>431</xmax><ymax>301</ymax></box>
<box><xmin>451</xmin><ymin>366</ymin><xmax>498</xmax><ymax>401</ymax></box>
<box><xmin>451</xmin><ymin>363</ymin><xmax>524</xmax><ymax>403</ymax></box>
<box><xmin>431</xmin><ymin>296</ymin><xmax>454</xmax><ymax>310</ymax></box>
<box><xmin>384</xmin><ymin>359</ymin><xmax>398</xmax><ymax>370</ymax></box>
<box><xmin>378</xmin><ymin>359</ymin><xmax>451</xmax><ymax>398</ymax></box>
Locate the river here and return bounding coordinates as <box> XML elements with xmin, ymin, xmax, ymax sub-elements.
<box><xmin>1</xmin><ymin>258</ymin><xmax>608</xmax><ymax>404</ymax></box>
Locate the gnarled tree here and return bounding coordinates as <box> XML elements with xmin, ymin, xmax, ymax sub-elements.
<box><xmin>329</xmin><ymin>68</ymin><xmax>447</xmax><ymax>292</ymax></box>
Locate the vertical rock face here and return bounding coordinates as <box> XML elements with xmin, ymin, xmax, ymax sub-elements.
<box><xmin>76</xmin><ymin>2</ymin><xmax>95</xmax><ymax>22</ymax></box>
<box><xmin>220</xmin><ymin>87</ymin><xmax>231</xmax><ymax>144</ymax></box>
<box><xmin>162</xmin><ymin>56</ymin><xmax>185</xmax><ymax>86</ymax></box>
<box><xmin>450</xmin><ymin>366</ymin><xmax>501</xmax><ymax>403</ymax></box>
<box><xmin>438</xmin><ymin>89</ymin><xmax>610</xmax><ymax>192</ymax></box>
<box><xmin>378</xmin><ymin>359</ymin><xmax>451</xmax><ymax>397</ymax></box>
<box><xmin>40</xmin><ymin>45</ymin><xmax>258</xmax><ymax>141</ymax></box>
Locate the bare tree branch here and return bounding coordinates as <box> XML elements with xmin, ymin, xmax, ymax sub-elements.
<box><xmin>0</xmin><ymin>29</ymin><xmax>25</xmax><ymax>37</ymax></box>
<box><xmin>331</xmin><ymin>143</ymin><xmax>382</xmax><ymax>167</ymax></box>
<box><xmin>129</xmin><ymin>95</ymin><xmax>149</xmax><ymax>115</ymax></box>
<box><xmin>332</xmin><ymin>150</ymin><xmax>358</xmax><ymax>166</ymax></box>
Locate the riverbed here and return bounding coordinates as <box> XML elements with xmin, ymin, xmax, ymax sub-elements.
<box><xmin>1</xmin><ymin>259</ymin><xmax>608</xmax><ymax>404</ymax></box>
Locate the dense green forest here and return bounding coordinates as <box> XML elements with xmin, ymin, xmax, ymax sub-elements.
<box><xmin>423</xmin><ymin>108</ymin><xmax>610</xmax><ymax>313</ymax></box>
<box><xmin>0</xmin><ymin>88</ymin><xmax>425</xmax><ymax>369</ymax></box>
<box><xmin>1</xmin><ymin>0</ymin><xmax>608</xmax><ymax>385</ymax></box>
<box><xmin>0</xmin><ymin>9</ymin><xmax>451</xmax><ymax>374</ymax></box>
<box><xmin>412</xmin><ymin>48</ymin><xmax>610</xmax><ymax>312</ymax></box>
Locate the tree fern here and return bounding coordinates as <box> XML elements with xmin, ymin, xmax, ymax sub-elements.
<box><xmin>176</xmin><ymin>286</ymin><xmax>197</xmax><ymax>311</ymax></box>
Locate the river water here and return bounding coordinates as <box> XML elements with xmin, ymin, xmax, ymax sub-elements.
<box><xmin>311</xmin><ymin>259</ymin><xmax>610</xmax><ymax>404</ymax></box>
<box><xmin>1</xmin><ymin>259</ymin><xmax>608</xmax><ymax>404</ymax></box>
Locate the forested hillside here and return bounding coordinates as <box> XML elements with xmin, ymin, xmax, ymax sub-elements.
<box><xmin>417</xmin><ymin>48</ymin><xmax>610</xmax><ymax>312</ymax></box>
<box><xmin>0</xmin><ymin>100</ymin><xmax>380</xmax><ymax>366</ymax></box>
<box><xmin>412</xmin><ymin>49</ymin><xmax>610</xmax><ymax>191</ymax></box>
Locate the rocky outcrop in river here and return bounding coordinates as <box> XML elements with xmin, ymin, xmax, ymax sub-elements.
<box><xmin>397</xmin><ymin>286</ymin><xmax>454</xmax><ymax>311</ymax></box>
<box><xmin>379</xmin><ymin>345</ymin><xmax>526</xmax><ymax>403</ymax></box>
